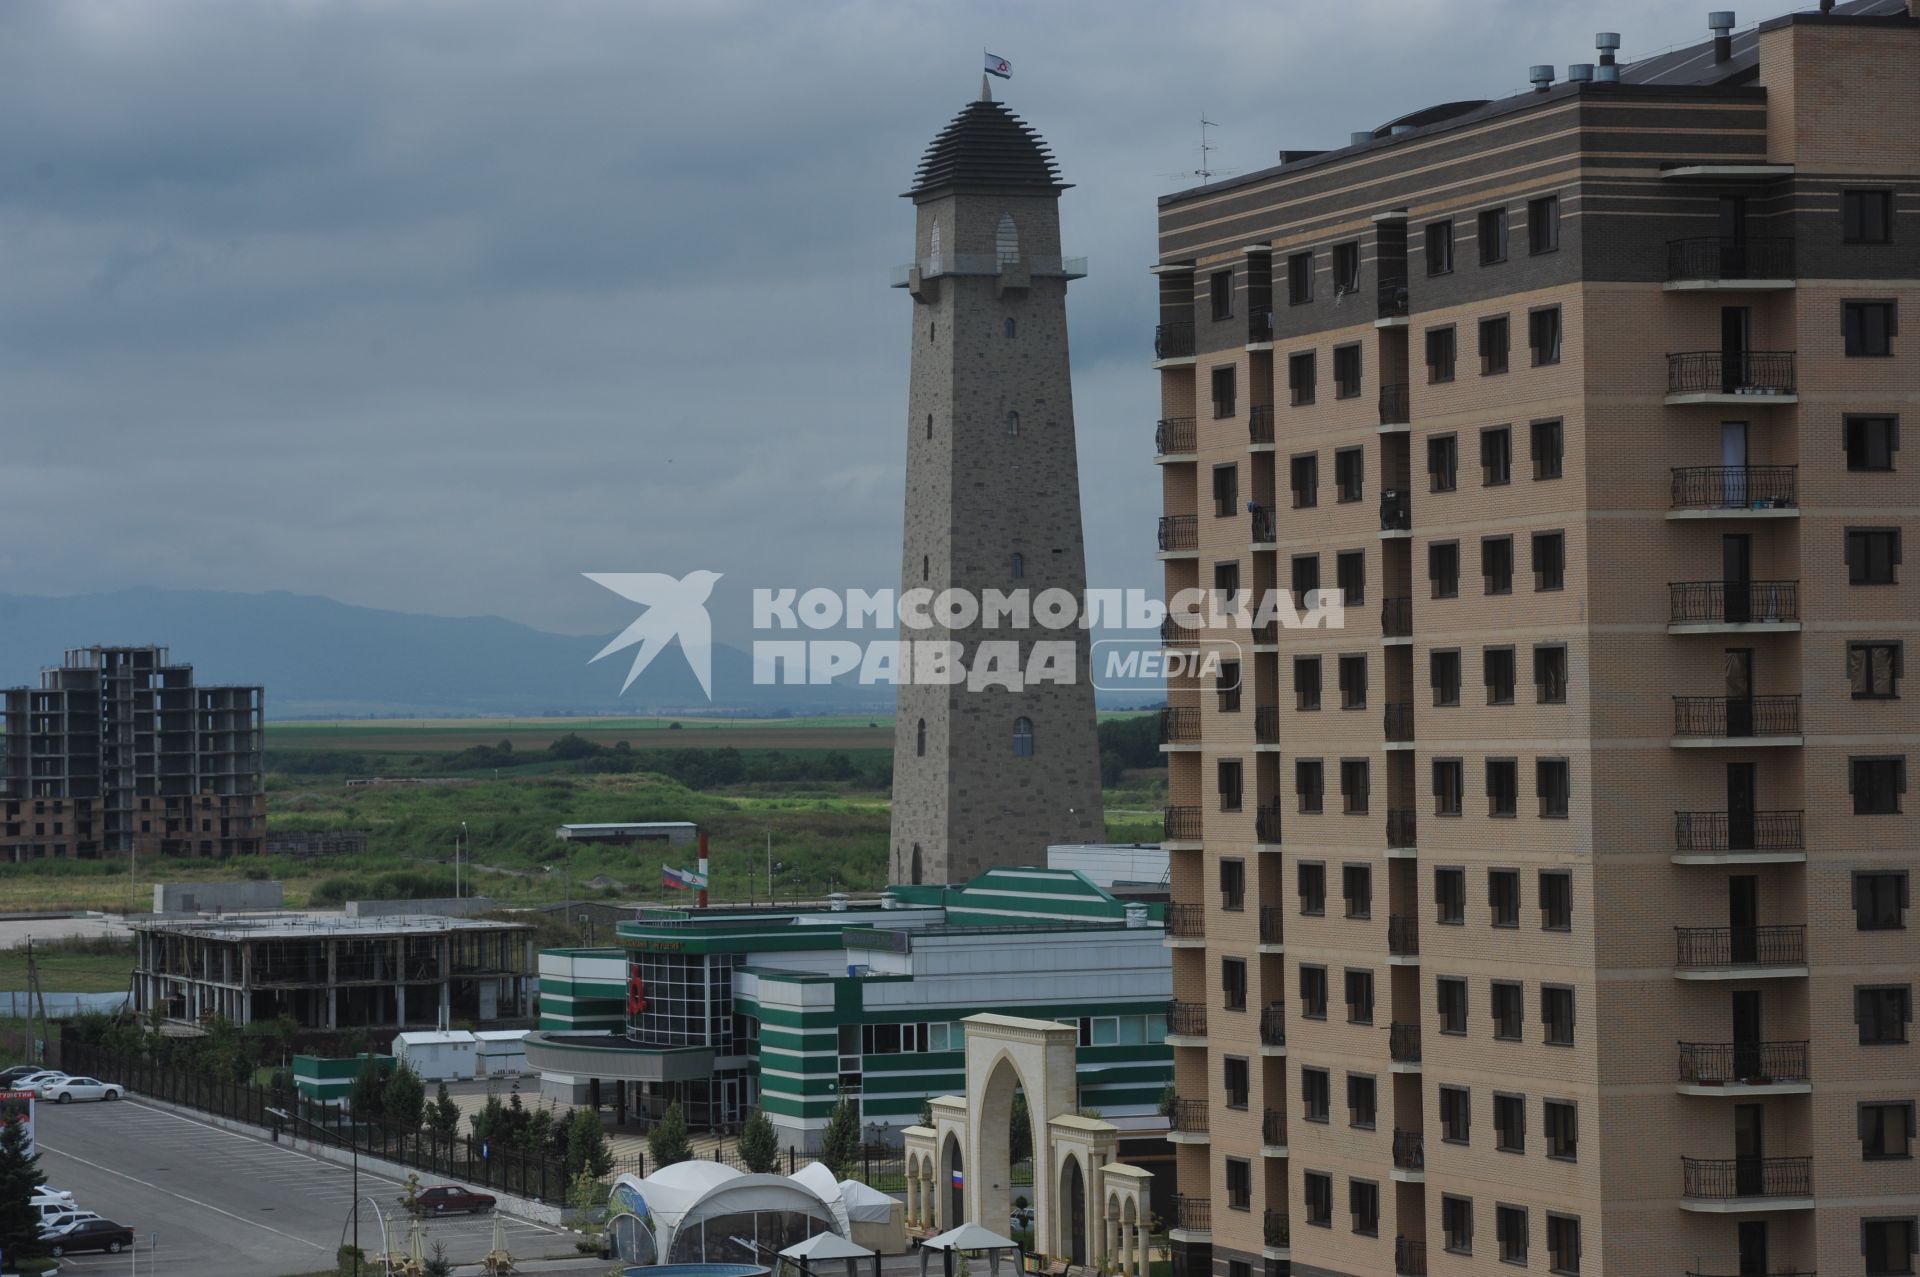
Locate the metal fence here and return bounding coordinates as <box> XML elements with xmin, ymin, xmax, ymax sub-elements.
<box><xmin>1155</xmin><ymin>417</ymin><xmax>1196</xmax><ymax>455</ymax></box>
<box><xmin>1674</xmin><ymin>925</ymin><xmax>1806</xmax><ymax>969</ymax></box>
<box><xmin>1673</xmin><ymin>810</ymin><xmax>1804</xmax><ymax>853</ymax></box>
<box><xmin>1677</xmin><ymin>1040</ymin><xmax>1810</xmax><ymax>1086</ymax></box>
<box><xmin>1666</xmin><ymin>236</ymin><xmax>1794</xmax><ymax>282</ymax></box>
<box><xmin>1158</xmin><ymin>515</ymin><xmax>1198</xmax><ymax>552</ymax></box>
<box><xmin>1670</xmin><ymin>464</ymin><xmax>1797</xmax><ymax>511</ymax></box>
<box><xmin>1155</xmin><ymin>323</ymin><xmax>1195</xmax><ymax>360</ymax></box>
<box><xmin>1681</xmin><ymin>1155</ymin><xmax>1812</xmax><ymax>1200</ymax></box>
<box><xmin>1672</xmin><ymin>695</ymin><xmax>1801</xmax><ymax>738</ymax></box>
<box><xmin>1669</xmin><ymin>580</ymin><xmax>1799</xmax><ymax>626</ymax></box>
<box><xmin>1667</xmin><ymin>350</ymin><xmax>1797</xmax><ymax>395</ymax></box>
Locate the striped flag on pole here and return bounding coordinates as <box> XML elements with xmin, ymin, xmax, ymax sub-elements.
<box><xmin>661</xmin><ymin>864</ymin><xmax>707</xmax><ymax>892</ymax></box>
<box><xmin>984</xmin><ymin>52</ymin><xmax>1011</xmax><ymax>79</ymax></box>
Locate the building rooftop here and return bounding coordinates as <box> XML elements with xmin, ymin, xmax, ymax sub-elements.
<box><xmin>129</xmin><ymin>911</ymin><xmax>532</xmax><ymax>940</ymax></box>
<box><xmin>907</xmin><ymin>95</ymin><xmax>1067</xmax><ymax>198</ymax></box>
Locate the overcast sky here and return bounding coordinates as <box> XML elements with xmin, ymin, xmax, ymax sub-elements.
<box><xmin>0</xmin><ymin>0</ymin><xmax>1800</xmax><ymax>641</ymax></box>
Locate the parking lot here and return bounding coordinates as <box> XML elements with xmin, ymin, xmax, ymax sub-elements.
<box><xmin>35</xmin><ymin>1097</ymin><xmax>578</xmax><ymax>1277</ymax></box>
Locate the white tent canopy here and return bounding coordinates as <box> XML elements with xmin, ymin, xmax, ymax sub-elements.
<box><xmin>790</xmin><ymin>1160</ymin><xmax>842</xmax><ymax>1202</ymax></box>
<box><xmin>919</xmin><ymin>1223</ymin><xmax>1023</xmax><ymax>1277</ymax></box>
<box><xmin>609</xmin><ymin>1163</ymin><xmax>847</xmax><ymax>1263</ymax></box>
<box><xmin>782</xmin><ymin>1233</ymin><xmax>874</xmax><ymax>1261</ymax></box>
<box><xmin>836</xmin><ymin>1178</ymin><xmax>895</xmax><ymax>1225</ymax></box>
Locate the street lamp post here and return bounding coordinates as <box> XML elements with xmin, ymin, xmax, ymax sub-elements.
<box><xmin>458</xmin><ymin>821</ymin><xmax>468</xmax><ymax>900</ymax></box>
<box><xmin>271</xmin><ymin>1107</ymin><xmax>390</xmax><ymax>1276</ymax></box>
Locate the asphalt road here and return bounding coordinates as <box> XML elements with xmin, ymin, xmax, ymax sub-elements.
<box><xmin>34</xmin><ymin>1097</ymin><xmax>577</xmax><ymax>1277</ymax></box>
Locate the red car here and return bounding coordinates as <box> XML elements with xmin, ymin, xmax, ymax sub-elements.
<box><xmin>405</xmin><ymin>1184</ymin><xmax>496</xmax><ymax>1215</ymax></box>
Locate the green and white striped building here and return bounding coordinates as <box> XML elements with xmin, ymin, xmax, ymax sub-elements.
<box><xmin>523</xmin><ymin>867</ymin><xmax>1171</xmax><ymax>1150</ymax></box>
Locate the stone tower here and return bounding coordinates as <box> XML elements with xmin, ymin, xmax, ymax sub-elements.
<box><xmin>888</xmin><ymin>85</ymin><xmax>1105</xmax><ymax>887</ymax></box>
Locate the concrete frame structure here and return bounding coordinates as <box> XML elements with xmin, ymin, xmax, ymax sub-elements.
<box><xmin>888</xmin><ymin>85</ymin><xmax>1104</xmax><ymax>887</ymax></box>
<box><xmin>1153</xmin><ymin>8</ymin><xmax>1919</xmax><ymax>1277</ymax></box>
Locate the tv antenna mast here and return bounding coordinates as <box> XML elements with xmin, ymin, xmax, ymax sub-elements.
<box><xmin>1161</xmin><ymin>115</ymin><xmax>1241</xmax><ymax>186</ymax></box>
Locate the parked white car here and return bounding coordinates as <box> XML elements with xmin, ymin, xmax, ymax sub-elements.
<box><xmin>15</xmin><ymin>1069</ymin><xmax>68</xmax><ymax>1089</ymax></box>
<box><xmin>39</xmin><ymin>1075</ymin><xmax>120</xmax><ymax>1103</ymax></box>
<box><xmin>32</xmin><ymin>1195</ymin><xmax>80</xmax><ymax>1224</ymax></box>
<box><xmin>37</xmin><ymin>1186</ymin><xmax>78</xmax><ymax>1206</ymax></box>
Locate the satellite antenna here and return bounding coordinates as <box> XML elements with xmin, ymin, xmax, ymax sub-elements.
<box><xmin>1159</xmin><ymin>114</ymin><xmax>1241</xmax><ymax>185</ymax></box>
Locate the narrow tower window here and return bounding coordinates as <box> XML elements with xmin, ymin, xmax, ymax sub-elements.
<box><xmin>1011</xmin><ymin>552</ymin><xmax>1024</xmax><ymax>579</ymax></box>
<box><xmin>911</xmin><ymin>843</ymin><xmax>923</xmax><ymax>885</ymax></box>
<box><xmin>996</xmin><ymin>214</ymin><xmax>1019</xmax><ymax>264</ymax></box>
<box><xmin>916</xmin><ymin>718</ymin><xmax>926</xmax><ymax>757</ymax></box>
<box><xmin>1006</xmin><ymin>411</ymin><xmax>1020</xmax><ymax>437</ymax></box>
<box><xmin>1005</xmin><ymin>317</ymin><xmax>1017</xmax><ymax>338</ymax></box>
<box><xmin>1013</xmin><ymin>717</ymin><xmax>1035</xmax><ymax>757</ymax></box>
<box><xmin>926</xmin><ymin>413</ymin><xmax>933</xmax><ymax>439</ymax></box>
<box><xmin>922</xmin><ymin>555</ymin><xmax>929</xmax><ymax>582</ymax></box>
<box><xmin>929</xmin><ymin>220</ymin><xmax>942</xmax><ymax>269</ymax></box>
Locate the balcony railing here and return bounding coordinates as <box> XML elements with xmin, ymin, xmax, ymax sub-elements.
<box><xmin>1163</xmin><ymin>806</ymin><xmax>1202</xmax><ymax>841</ymax></box>
<box><xmin>1387</xmin><ymin>808</ymin><xmax>1417</xmax><ymax>849</ymax></box>
<box><xmin>1250</xmin><ymin>504</ymin><xmax>1276</xmax><ymax>544</ymax></box>
<box><xmin>1259</xmin><ymin>1001</ymin><xmax>1287</xmax><ymax>1047</ymax></box>
<box><xmin>1670</xmin><ymin>581</ymin><xmax>1799</xmax><ymax>626</ymax></box>
<box><xmin>1262</xmin><ymin>1108</ymin><xmax>1286</xmax><ymax>1148</ymax></box>
<box><xmin>1678</xmin><ymin>1040</ymin><xmax>1810</xmax><ymax>1086</ymax></box>
<box><xmin>1158</xmin><ymin>515</ymin><xmax>1198</xmax><ymax>552</ymax></box>
<box><xmin>1393</xmin><ymin>1129</ymin><xmax>1425</xmax><ymax>1170</ymax></box>
<box><xmin>1670</xmin><ymin>465</ymin><xmax>1797</xmax><ymax>511</ymax></box>
<box><xmin>1681</xmin><ymin>1155</ymin><xmax>1812</xmax><ymax>1201</ymax></box>
<box><xmin>1260</xmin><ymin>905</ymin><xmax>1284</xmax><ymax>946</ymax></box>
<box><xmin>1248</xmin><ymin>403</ymin><xmax>1274</xmax><ymax>446</ymax></box>
<box><xmin>891</xmin><ymin>254</ymin><xmax>1087</xmax><ymax>286</ymax></box>
<box><xmin>1672</xmin><ymin>695</ymin><xmax>1801</xmax><ymax>739</ymax></box>
<box><xmin>1388</xmin><ymin>914</ymin><xmax>1419</xmax><ymax>957</ymax></box>
<box><xmin>1167</xmin><ymin>1001</ymin><xmax>1208</xmax><ymax>1037</ymax></box>
<box><xmin>1389</xmin><ymin>1021</ymin><xmax>1422</xmax><ymax>1063</ymax></box>
<box><xmin>1379</xmin><ymin>276</ymin><xmax>1410</xmax><ymax>319</ymax></box>
<box><xmin>1666</xmin><ymin>236</ymin><xmax>1795</xmax><ymax>282</ymax></box>
<box><xmin>1385</xmin><ymin>701</ymin><xmax>1413</xmax><ymax>743</ymax></box>
<box><xmin>1161</xmin><ymin>617</ymin><xmax>1197</xmax><ymax>648</ymax></box>
<box><xmin>1675</xmin><ymin>924</ymin><xmax>1807</xmax><ymax>970</ymax></box>
<box><xmin>1166</xmin><ymin>903</ymin><xmax>1205</xmax><ymax>940</ymax></box>
<box><xmin>1395</xmin><ymin>1235</ymin><xmax>1427</xmax><ymax>1277</ymax></box>
<box><xmin>1254</xmin><ymin>705</ymin><xmax>1280</xmax><ymax>744</ymax></box>
<box><xmin>1155</xmin><ymin>416</ymin><xmax>1197</xmax><ymax>456</ymax></box>
<box><xmin>1379</xmin><ymin>382</ymin><xmax>1409</xmax><ymax>425</ymax></box>
<box><xmin>1256</xmin><ymin>804</ymin><xmax>1283</xmax><ymax>845</ymax></box>
<box><xmin>1382</xmin><ymin>596</ymin><xmax>1412</xmax><ymax>638</ymax></box>
<box><xmin>1156</xmin><ymin>322</ymin><xmax>1196</xmax><ymax>360</ymax></box>
<box><xmin>1174</xmin><ymin>1196</ymin><xmax>1211</xmax><ymax>1233</ymax></box>
<box><xmin>1160</xmin><ymin>707</ymin><xmax>1201</xmax><ymax>744</ymax></box>
<box><xmin>1249</xmin><ymin>309</ymin><xmax>1274</xmax><ymax>344</ymax></box>
<box><xmin>1170</xmin><ymin>1097</ymin><xmax>1209</xmax><ymax>1134</ymax></box>
<box><xmin>1668</xmin><ymin>350</ymin><xmax>1797</xmax><ymax>396</ymax></box>
<box><xmin>1263</xmin><ymin>1209</ymin><xmax>1290</xmax><ymax>1249</ymax></box>
<box><xmin>1380</xmin><ymin>489</ymin><xmax>1411</xmax><ymax>531</ymax></box>
<box><xmin>1674</xmin><ymin>809</ymin><xmax>1805</xmax><ymax>853</ymax></box>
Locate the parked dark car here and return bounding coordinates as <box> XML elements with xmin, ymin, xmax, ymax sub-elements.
<box><xmin>46</xmin><ymin>1218</ymin><xmax>136</xmax><ymax>1256</ymax></box>
<box><xmin>404</xmin><ymin>1185</ymin><xmax>496</xmax><ymax>1215</ymax></box>
<box><xmin>0</xmin><ymin>1064</ymin><xmax>46</xmax><ymax>1086</ymax></box>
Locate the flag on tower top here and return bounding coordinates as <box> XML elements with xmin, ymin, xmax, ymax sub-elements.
<box><xmin>984</xmin><ymin>52</ymin><xmax>1012</xmax><ymax>79</ymax></box>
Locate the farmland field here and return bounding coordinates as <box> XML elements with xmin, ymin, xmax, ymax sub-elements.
<box><xmin>268</xmin><ymin>715</ymin><xmax>895</xmax><ymax>753</ymax></box>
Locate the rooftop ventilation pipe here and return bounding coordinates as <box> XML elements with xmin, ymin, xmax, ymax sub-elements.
<box><xmin>1595</xmin><ymin>32</ymin><xmax>1621</xmax><ymax>82</ymax></box>
<box><xmin>1568</xmin><ymin>63</ymin><xmax>1595</xmax><ymax>82</ymax></box>
<box><xmin>1351</xmin><ymin>131</ymin><xmax>1374</xmax><ymax>146</ymax></box>
<box><xmin>1530</xmin><ymin>65</ymin><xmax>1555</xmax><ymax>92</ymax></box>
<box><xmin>1709</xmin><ymin>11</ymin><xmax>1735</xmax><ymax>62</ymax></box>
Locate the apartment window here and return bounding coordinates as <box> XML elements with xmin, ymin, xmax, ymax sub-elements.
<box><xmin>1347</xmin><ymin>1073</ymin><xmax>1377</xmax><ymax>1129</ymax></box>
<box><xmin>1292</xmin><ymin>553</ymin><xmax>1321</xmax><ymax>598</ymax></box>
<box><xmin>1434</xmin><ymin>758</ymin><xmax>1464</xmax><ymax>817</ymax></box>
<box><xmin>1338</xmin><ymin>653</ymin><xmax>1368</xmax><ymax>710</ymax></box>
<box><xmin>1349</xmin><ymin>1178</ymin><xmax>1379</xmax><ymax>1237</ymax></box>
<box><xmin>1431</xmin><ymin>649</ymin><xmax>1461</xmax><ymax>707</ymax></box>
<box><xmin>1333</xmin><ymin>241</ymin><xmax>1360</xmax><ymax>293</ymax></box>
<box><xmin>1484</xmin><ymin>647</ymin><xmax>1516</xmax><ymax>706</ymax></box>
<box><xmin>1493</xmin><ymin>981</ymin><xmax>1524</xmax><ymax>1041</ymax></box>
<box><xmin>1224</xmin><ymin>1156</ymin><xmax>1252</xmax><ymax>1211</ymax></box>
<box><xmin>1304</xmin><ymin>1172</ymin><xmax>1333</xmax><ymax>1228</ymax></box>
<box><xmin>1429</xmin><ymin>433</ymin><xmax>1458</xmax><ymax>492</ymax></box>
<box><xmin>1212</xmin><ymin>365</ymin><xmax>1237</xmax><ymax>418</ymax></box>
<box><xmin>1528</xmin><ymin>195</ymin><xmax>1560</xmax><ymax>254</ymax></box>
<box><xmin>1494</xmin><ymin>1093</ymin><xmax>1526</xmax><ymax>1152</ymax></box>
<box><xmin>1529</xmin><ymin>307</ymin><xmax>1563</xmax><ymax>365</ymax></box>
<box><xmin>1535</xmin><ymin>645</ymin><xmax>1568</xmax><ymax>704</ymax></box>
<box><xmin>1864</xmin><ymin>1218</ymin><xmax>1918</xmax><ymax>1276</ymax></box>
<box><xmin>1223</xmin><ymin>957</ymin><xmax>1248</xmax><ymax>1011</ymax></box>
<box><xmin>1291</xmin><ymin>452</ymin><xmax>1320</xmax><ymax>508</ymax></box>
<box><xmin>1343</xmin><ymin>862</ymin><xmax>1372</xmax><ymax>919</ymax></box>
<box><xmin>1489</xmin><ymin>867</ymin><xmax>1521</xmax><ymax>926</ymax></box>
<box><xmin>1846</xmin><ymin>300</ymin><xmax>1898</xmax><ymax>356</ymax></box>
<box><xmin>1475</xmin><ymin>314</ymin><xmax>1511</xmax><ymax>376</ymax></box>
<box><xmin>1853</xmin><ymin>756</ymin><xmax>1907</xmax><ymax>814</ymax></box>
<box><xmin>1851</xmin><ymin>641</ymin><xmax>1903</xmax><ymax>700</ymax></box>
<box><xmin>1333</xmin><ymin>343</ymin><xmax>1362</xmax><ymax>398</ymax></box>
<box><xmin>1436</xmin><ymin>867</ymin><xmax>1466</xmax><ymax>924</ymax></box>
<box><xmin>1425</xmin><ymin>219</ymin><xmax>1454</xmax><ymax>274</ymax></box>
<box><xmin>1221</xmin><ymin>858</ymin><xmax>1246</xmax><ymax>912</ymax></box>
<box><xmin>1211</xmin><ymin>463</ymin><xmax>1238</xmax><ymax>517</ymax></box>
<box><xmin>1847</xmin><ymin>415</ymin><xmax>1900</xmax><ymax>471</ymax></box>
<box><xmin>1302</xmin><ymin>1066</ymin><xmax>1330</xmax><ymax>1122</ymax></box>
<box><xmin>1337</xmin><ymin>550</ymin><xmax>1366</xmax><ymax>606</ymax></box>
<box><xmin>1537</xmin><ymin>758</ymin><xmax>1570</xmax><ymax>819</ymax></box>
<box><xmin>1217</xmin><ymin>660</ymin><xmax>1242</xmax><ymax>713</ymax></box>
<box><xmin>1295</xmin><ymin>656</ymin><xmax>1323</xmax><ymax>711</ymax></box>
<box><xmin>1300</xmin><ymin>964</ymin><xmax>1328</xmax><ymax>1019</ymax></box>
<box><xmin>1289</xmin><ymin>350</ymin><xmax>1317</xmax><ymax>405</ymax></box>
<box><xmin>1427</xmin><ymin>326</ymin><xmax>1457</xmax><ymax>383</ymax></box>
<box><xmin>1545</xmin><ymin>1099</ymin><xmax>1578</xmax><ymax>1161</ymax></box>
<box><xmin>1334</xmin><ymin>446</ymin><xmax>1363</xmax><ymax>502</ymax></box>
<box><xmin>1013</xmin><ymin>717</ymin><xmax>1034</xmax><ymax>756</ymax></box>
<box><xmin>1481</xmin><ymin>427</ymin><xmax>1512</xmax><ymax>486</ymax></box>
<box><xmin>1856</xmin><ymin>872</ymin><xmax>1909</xmax><ymax>931</ymax></box>
<box><xmin>1297</xmin><ymin>759</ymin><xmax>1325</xmax><ymax>814</ymax></box>
<box><xmin>1287</xmin><ymin>251</ymin><xmax>1314</xmax><ymax>305</ymax></box>
<box><xmin>1530</xmin><ymin>419</ymin><xmax>1563</xmax><ymax>480</ymax></box>
<box><xmin>1298</xmin><ymin>861</ymin><xmax>1326</xmax><ymax>916</ymax></box>
<box><xmin>1532</xmin><ymin>531</ymin><xmax>1565</xmax><ymax>591</ymax></box>
<box><xmin>1844</xmin><ymin>189</ymin><xmax>1894</xmax><ymax>244</ymax></box>
<box><xmin>1210</xmin><ymin>270</ymin><xmax>1232</xmax><ymax>320</ymax></box>
<box><xmin>1442</xmin><ymin>1195</ymin><xmax>1474</xmax><ymax>1255</ymax></box>
<box><xmin>1478</xmin><ymin>207</ymin><xmax>1508</xmax><ymax>264</ymax></box>
<box><xmin>1546</xmin><ymin>1214</ymin><xmax>1580</xmax><ymax>1276</ymax></box>
<box><xmin>1429</xmin><ymin>541</ymin><xmax>1460</xmax><ymax>599</ymax></box>
<box><xmin>1219</xmin><ymin>759</ymin><xmax>1244</xmax><ymax>812</ymax></box>
<box><xmin>1542</xmin><ymin>985</ymin><xmax>1575</xmax><ymax>1046</ymax></box>
<box><xmin>1214</xmin><ymin>1055</ymin><xmax>1251</xmax><ymax>1112</ymax></box>
<box><xmin>1861</xmin><ymin>1101</ymin><xmax>1914</xmax><ymax>1160</ymax></box>
<box><xmin>1849</xmin><ymin>528</ymin><xmax>1902</xmax><ymax>584</ymax></box>
<box><xmin>1858</xmin><ymin>984</ymin><xmax>1912</xmax><ymax>1044</ymax></box>
<box><xmin>1497</xmin><ymin>1206</ymin><xmax>1529</xmax><ymax>1267</ymax></box>
<box><xmin>1438</xmin><ymin>975</ymin><xmax>1468</xmax><ymax>1034</ymax></box>
<box><xmin>1482</xmin><ymin>539</ymin><xmax>1514</xmax><ymax>598</ymax></box>
<box><xmin>1439</xmin><ymin>1086</ymin><xmax>1471</xmax><ymax>1145</ymax></box>
<box><xmin>1345</xmin><ymin>968</ymin><xmax>1375</xmax><ymax>1024</ymax></box>
<box><xmin>1540</xmin><ymin>871</ymin><xmax>1573</xmax><ymax>931</ymax></box>
<box><xmin>1340</xmin><ymin>757</ymin><xmax>1370</xmax><ymax>814</ymax></box>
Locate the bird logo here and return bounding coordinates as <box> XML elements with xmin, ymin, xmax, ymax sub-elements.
<box><xmin>584</xmin><ymin>570</ymin><xmax>723</xmax><ymax>699</ymax></box>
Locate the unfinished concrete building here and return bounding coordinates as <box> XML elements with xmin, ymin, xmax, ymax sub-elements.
<box><xmin>131</xmin><ymin>913</ymin><xmax>536</xmax><ymax>1030</ymax></box>
<box><xmin>1</xmin><ymin>645</ymin><xmax>265</xmax><ymax>860</ymax></box>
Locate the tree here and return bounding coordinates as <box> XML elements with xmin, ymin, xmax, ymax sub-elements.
<box><xmin>0</xmin><ymin>1114</ymin><xmax>48</xmax><ymax>1265</ymax></box>
<box><xmin>567</xmin><ymin>1108</ymin><xmax>615</xmax><ymax>1180</ymax></box>
<box><xmin>430</xmin><ymin>1083</ymin><xmax>463</xmax><ymax>1152</ymax></box>
<box><xmin>647</xmin><ymin>1101</ymin><xmax>692</xmax><ymax>1169</ymax></box>
<box><xmin>349</xmin><ymin>1056</ymin><xmax>386</xmax><ymax>1121</ymax></box>
<box><xmin>423</xmin><ymin>1241</ymin><xmax>454</xmax><ymax>1277</ymax></box>
<box><xmin>384</xmin><ymin>1061</ymin><xmax>426</xmax><ymax>1132</ymax></box>
<box><xmin>818</xmin><ymin>1098</ymin><xmax>861</xmax><ymax>1181</ymax></box>
<box><xmin>918</xmin><ymin>1099</ymin><xmax>933</xmax><ymax>1128</ymax></box>
<box><xmin>736</xmin><ymin>1110</ymin><xmax>780</xmax><ymax>1175</ymax></box>
<box><xmin>1009</xmin><ymin>1091</ymin><xmax>1033</xmax><ymax>1166</ymax></box>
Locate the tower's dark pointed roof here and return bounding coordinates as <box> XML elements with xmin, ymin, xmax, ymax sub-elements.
<box><xmin>906</xmin><ymin>98</ymin><xmax>1069</xmax><ymax>199</ymax></box>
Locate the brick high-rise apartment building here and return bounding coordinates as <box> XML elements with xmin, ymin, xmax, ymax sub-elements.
<box><xmin>1152</xmin><ymin>6</ymin><xmax>1917</xmax><ymax>1277</ymax></box>
<box><xmin>2</xmin><ymin>645</ymin><xmax>264</xmax><ymax>860</ymax></box>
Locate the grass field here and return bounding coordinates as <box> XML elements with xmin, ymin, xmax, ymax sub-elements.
<box><xmin>269</xmin><ymin>715</ymin><xmax>896</xmax><ymax>754</ymax></box>
<box><xmin>0</xmin><ymin>945</ymin><xmax>136</xmax><ymax>994</ymax></box>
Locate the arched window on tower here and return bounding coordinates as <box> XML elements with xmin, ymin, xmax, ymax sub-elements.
<box><xmin>1005</xmin><ymin>317</ymin><xmax>1017</xmax><ymax>339</ymax></box>
<box><xmin>1012</xmin><ymin>716</ymin><xmax>1035</xmax><ymax>757</ymax></box>
<box><xmin>996</xmin><ymin>214</ymin><xmax>1019</xmax><ymax>264</ymax></box>
<box><xmin>1006</xmin><ymin>411</ymin><xmax>1020</xmax><ymax>438</ymax></box>
<box><xmin>1011</xmin><ymin>552</ymin><xmax>1024</xmax><ymax>580</ymax></box>
<box><xmin>926</xmin><ymin>413</ymin><xmax>933</xmax><ymax>439</ymax></box>
<box><xmin>929</xmin><ymin>220</ymin><xmax>942</xmax><ymax>272</ymax></box>
<box><xmin>923</xmin><ymin>554</ymin><xmax>930</xmax><ymax>582</ymax></box>
<box><xmin>917</xmin><ymin>718</ymin><xmax>927</xmax><ymax>757</ymax></box>
<box><xmin>911</xmin><ymin>843</ymin><xmax>923</xmax><ymax>885</ymax></box>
